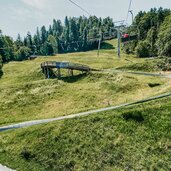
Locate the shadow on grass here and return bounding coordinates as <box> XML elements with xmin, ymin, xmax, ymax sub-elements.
<box><xmin>122</xmin><ymin>111</ymin><xmax>144</xmax><ymax>123</ymax></box>
<box><xmin>59</xmin><ymin>73</ymin><xmax>88</xmax><ymax>83</ymax></box>
<box><xmin>101</xmin><ymin>42</ymin><xmax>115</xmax><ymax>50</ymax></box>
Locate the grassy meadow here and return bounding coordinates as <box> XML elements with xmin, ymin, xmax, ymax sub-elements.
<box><xmin>0</xmin><ymin>39</ymin><xmax>171</xmax><ymax>170</ymax></box>
<box><xmin>0</xmin><ymin>40</ymin><xmax>170</xmax><ymax>126</ymax></box>
<box><xmin>0</xmin><ymin>96</ymin><xmax>171</xmax><ymax>170</ymax></box>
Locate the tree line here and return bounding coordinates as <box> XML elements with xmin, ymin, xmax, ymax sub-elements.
<box><xmin>1</xmin><ymin>8</ymin><xmax>171</xmax><ymax>77</ymax></box>
<box><xmin>0</xmin><ymin>16</ymin><xmax>116</xmax><ymax>77</ymax></box>
<box><xmin>124</xmin><ymin>7</ymin><xmax>171</xmax><ymax>58</ymax></box>
<box><xmin>0</xmin><ymin>16</ymin><xmax>115</xmax><ymax>63</ymax></box>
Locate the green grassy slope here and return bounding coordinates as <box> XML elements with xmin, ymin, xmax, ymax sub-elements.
<box><xmin>0</xmin><ymin>39</ymin><xmax>171</xmax><ymax>170</ymax></box>
<box><xmin>0</xmin><ymin>40</ymin><xmax>170</xmax><ymax>126</ymax></box>
<box><xmin>0</xmin><ymin>97</ymin><xmax>171</xmax><ymax>171</ymax></box>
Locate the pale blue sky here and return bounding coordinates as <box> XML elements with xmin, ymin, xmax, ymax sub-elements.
<box><xmin>0</xmin><ymin>0</ymin><xmax>171</xmax><ymax>39</ymax></box>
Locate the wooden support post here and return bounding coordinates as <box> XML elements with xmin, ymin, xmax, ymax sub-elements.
<box><xmin>68</xmin><ymin>69</ymin><xmax>73</xmax><ymax>76</ymax></box>
<box><xmin>57</xmin><ymin>68</ymin><xmax>61</xmax><ymax>78</ymax></box>
<box><xmin>117</xmin><ymin>28</ymin><xmax>121</xmax><ymax>58</ymax></box>
<box><xmin>68</xmin><ymin>69</ymin><xmax>70</xmax><ymax>77</ymax></box>
<box><xmin>47</xmin><ymin>67</ymin><xmax>50</xmax><ymax>79</ymax></box>
<box><xmin>43</xmin><ymin>67</ymin><xmax>46</xmax><ymax>79</ymax></box>
<box><xmin>71</xmin><ymin>69</ymin><xmax>73</xmax><ymax>76</ymax></box>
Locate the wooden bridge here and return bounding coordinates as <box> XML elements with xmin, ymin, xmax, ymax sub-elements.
<box><xmin>41</xmin><ymin>61</ymin><xmax>98</xmax><ymax>78</ymax></box>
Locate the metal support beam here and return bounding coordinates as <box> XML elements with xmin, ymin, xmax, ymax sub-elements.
<box><xmin>43</xmin><ymin>66</ymin><xmax>46</xmax><ymax>79</ymax></box>
<box><xmin>117</xmin><ymin>28</ymin><xmax>121</xmax><ymax>58</ymax></box>
<box><xmin>47</xmin><ymin>67</ymin><xmax>50</xmax><ymax>79</ymax></box>
<box><xmin>97</xmin><ymin>32</ymin><xmax>102</xmax><ymax>57</ymax></box>
<box><xmin>70</xmin><ymin>69</ymin><xmax>73</xmax><ymax>76</ymax></box>
<box><xmin>129</xmin><ymin>10</ymin><xmax>134</xmax><ymax>24</ymax></box>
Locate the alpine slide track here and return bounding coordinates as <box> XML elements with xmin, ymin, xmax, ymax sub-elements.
<box><xmin>41</xmin><ymin>61</ymin><xmax>99</xmax><ymax>78</ymax></box>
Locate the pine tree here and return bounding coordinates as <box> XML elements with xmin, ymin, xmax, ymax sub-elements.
<box><xmin>64</xmin><ymin>17</ymin><xmax>70</xmax><ymax>44</ymax></box>
<box><xmin>157</xmin><ymin>13</ymin><xmax>171</xmax><ymax>57</ymax></box>
<box><xmin>15</xmin><ymin>46</ymin><xmax>31</xmax><ymax>61</ymax></box>
<box><xmin>41</xmin><ymin>26</ymin><xmax>47</xmax><ymax>44</ymax></box>
<box><xmin>0</xmin><ymin>36</ymin><xmax>11</xmax><ymax>62</ymax></box>
<box><xmin>35</xmin><ymin>28</ymin><xmax>41</xmax><ymax>54</ymax></box>
<box><xmin>83</xmin><ymin>27</ymin><xmax>88</xmax><ymax>50</ymax></box>
<box><xmin>47</xmin><ymin>35</ymin><xmax>58</xmax><ymax>55</ymax></box>
<box><xmin>0</xmin><ymin>55</ymin><xmax>3</xmax><ymax>77</ymax></box>
<box><xmin>26</xmin><ymin>32</ymin><xmax>33</xmax><ymax>49</ymax></box>
<box><xmin>48</xmin><ymin>25</ymin><xmax>53</xmax><ymax>35</ymax></box>
<box><xmin>69</xmin><ymin>18</ymin><xmax>79</xmax><ymax>42</ymax></box>
<box><xmin>1</xmin><ymin>16</ymin><xmax>117</xmax><ymax>59</ymax></box>
<box><xmin>15</xmin><ymin>34</ymin><xmax>23</xmax><ymax>49</ymax></box>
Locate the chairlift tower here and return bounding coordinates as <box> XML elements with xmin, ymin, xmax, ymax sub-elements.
<box><xmin>129</xmin><ymin>10</ymin><xmax>134</xmax><ymax>24</ymax></box>
<box><xmin>117</xmin><ymin>27</ymin><xmax>121</xmax><ymax>58</ymax></box>
<box><xmin>113</xmin><ymin>20</ymin><xmax>125</xmax><ymax>58</ymax></box>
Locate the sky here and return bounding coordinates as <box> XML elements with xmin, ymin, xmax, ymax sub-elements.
<box><xmin>0</xmin><ymin>0</ymin><xmax>171</xmax><ymax>39</ymax></box>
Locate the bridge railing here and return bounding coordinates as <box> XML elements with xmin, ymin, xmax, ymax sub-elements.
<box><xmin>41</xmin><ymin>61</ymin><xmax>91</xmax><ymax>71</ymax></box>
<box><xmin>41</xmin><ymin>61</ymin><xmax>57</xmax><ymax>68</ymax></box>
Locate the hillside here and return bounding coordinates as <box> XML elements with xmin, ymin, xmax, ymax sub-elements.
<box><xmin>0</xmin><ymin>95</ymin><xmax>171</xmax><ymax>170</ymax></box>
<box><xmin>0</xmin><ymin>40</ymin><xmax>170</xmax><ymax>126</ymax></box>
<box><xmin>0</xmin><ymin>40</ymin><xmax>171</xmax><ymax>170</ymax></box>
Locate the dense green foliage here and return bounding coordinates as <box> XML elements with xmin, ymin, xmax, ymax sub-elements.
<box><xmin>0</xmin><ymin>55</ymin><xmax>3</xmax><ymax>77</ymax></box>
<box><xmin>0</xmin><ymin>16</ymin><xmax>115</xmax><ymax>64</ymax></box>
<box><xmin>0</xmin><ymin>30</ymin><xmax>32</xmax><ymax>63</ymax></box>
<box><xmin>0</xmin><ymin>32</ymin><xmax>15</xmax><ymax>62</ymax></box>
<box><xmin>0</xmin><ymin>97</ymin><xmax>171</xmax><ymax>170</ymax></box>
<box><xmin>126</xmin><ymin>8</ymin><xmax>171</xmax><ymax>58</ymax></box>
<box><xmin>157</xmin><ymin>13</ymin><xmax>171</xmax><ymax>56</ymax></box>
<box><xmin>135</xmin><ymin>40</ymin><xmax>150</xmax><ymax>57</ymax></box>
<box><xmin>1</xmin><ymin>8</ymin><xmax>171</xmax><ymax>65</ymax></box>
<box><xmin>24</xmin><ymin>16</ymin><xmax>115</xmax><ymax>55</ymax></box>
<box><xmin>15</xmin><ymin>46</ymin><xmax>32</xmax><ymax>61</ymax></box>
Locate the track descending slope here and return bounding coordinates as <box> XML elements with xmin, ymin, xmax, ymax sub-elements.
<box><xmin>1</xmin><ymin>92</ymin><xmax>171</xmax><ymax>132</ymax></box>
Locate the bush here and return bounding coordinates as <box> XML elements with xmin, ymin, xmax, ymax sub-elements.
<box><xmin>123</xmin><ymin>41</ymin><xmax>137</xmax><ymax>54</ymax></box>
<box><xmin>157</xmin><ymin>14</ymin><xmax>171</xmax><ymax>57</ymax></box>
<box><xmin>157</xmin><ymin>57</ymin><xmax>171</xmax><ymax>71</ymax></box>
<box><xmin>15</xmin><ymin>46</ymin><xmax>31</xmax><ymax>61</ymax></box>
<box><xmin>136</xmin><ymin>41</ymin><xmax>150</xmax><ymax>58</ymax></box>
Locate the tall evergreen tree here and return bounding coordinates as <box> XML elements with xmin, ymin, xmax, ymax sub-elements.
<box><xmin>41</xmin><ymin>26</ymin><xmax>47</xmax><ymax>44</ymax></box>
<box><xmin>0</xmin><ymin>15</ymin><xmax>117</xmax><ymax>60</ymax></box>
<box><xmin>15</xmin><ymin>34</ymin><xmax>23</xmax><ymax>49</ymax></box>
<box><xmin>157</xmin><ymin>13</ymin><xmax>171</xmax><ymax>56</ymax></box>
<box><xmin>71</xmin><ymin>18</ymin><xmax>79</xmax><ymax>41</ymax></box>
<box><xmin>47</xmin><ymin>35</ymin><xmax>58</xmax><ymax>55</ymax></box>
<box><xmin>15</xmin><ymin>46</ymin><xmax>31</xmax><ymax>61</ymax></box>
<box><xmin>83</xmin><ymin>27</ymin><xmax>88</xmax><ymax>50</ymax></box>
<box><xmin>64</xmin><ymin>17</ymin><xmax>70</xmax><ymax>43</ymax></box>
<box><xmin>26</xmin><ymin>32</ymin><xmax>33</xmax><ymax>49</ymax></box>
<box><xmin>0</xmin><ymin>36</ymin><xmax>11</xmax><ymax>62</ymax></box>
<box><xmin>0</xmin><ymin>55</ymin><xmax>3</xmax><ymax>77</ymax></box>
<box><xmin>48</xmin><ymin>25</ymin><xmax>53</xmax><ymax>35</ymax></box>
<box><xmin>127</xmin><ymin>7</ymin><xmax>171</xmax><ymax>57</ymax></box>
